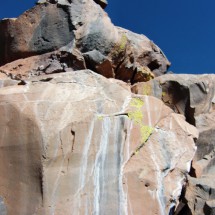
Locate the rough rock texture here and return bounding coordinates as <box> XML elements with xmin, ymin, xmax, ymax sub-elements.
<box><xmin>0</xmin><ymin>0</ymin><xmax>214</xmax><ymax>215</ymax></box>
<box><xmin>0</xmin><ymin>0</ymin><xmax>170</xmax><ymax>82</ymax></box>
<box><xmin>0</xmin><ymin>71</ymin><xmax>197</xmax><ymax>215</ymax></box>
<box><xmin>132</xmin><ymin>74</ymin><xmax>215</xmax><ymax>215</ymax></box>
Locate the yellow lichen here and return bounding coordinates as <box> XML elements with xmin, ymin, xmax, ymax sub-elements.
<box><xmin>119</xmin><ymin>34</ymin><xmax>128</xmax><ymax>52</ymax></box>
<box><xmin>142</xmin><ymin>84</ymin><xmax>152</xmax><ymax>95</ymax></box>
<box><xmin>112</xmin><ymin>34</ymin><xmax>128</xmax><ymax>57</ymax></box>
<box><xmin>134</xmin><ymin>66</ymin><xmax>155</xmax><ymax>82</ymax></box>
<box><xmin>129</xmin><ymin>98</ymin><xmax>144</xmax><ymax>108</ymax></box>
<box><xmin>140</xmin><ymin>125</ymin><xmax>154</xmax><ymax>142</ymax></box>
<box><xmin>162</xmin><ymin>92</ymin><xmax>166</xmax><ymax>97</ymax></box>
<box><xmin>128</xmin><ymin>98</ymin><xmax>154</xmax><ymax>146</ymax></box>
<box><xmin>97</xmin><ymin>115</ymin><xmax>104</xmax><ymax>120</ymax></box>
<box><xmin>128</xmin><ymin>110</ymin><xmax>143</xmax><ymax>124</ymax></box>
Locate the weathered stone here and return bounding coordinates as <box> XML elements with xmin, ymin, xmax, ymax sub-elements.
<box><xmin>0</xmin><ymin>3</ymin><xmax>75</xmax><ymax>66</ymax></box>
<box><xmin>204</xmin><ymin>200</ymin><xmax>215</xmax><ymax>215</ymax></box>
<box><xmin>83</xmin><ymin>50</ymin><xmax>114</xmax><ymax>78</ymax></box>
<box><xmin>0</xmin><ymin>70</ymin><xmax>197</xmax><ymax>214</ymax></box>
<box><xmin>180</xmin><ymin>176</ymin><xmax>215</xmax><ymax>215</ymax></box>
<box><xmin>0</xmin><ymin>0</ymin><xmax>170</xmax><ymax>82</ymax></box>
<box><xmin>132</xmin><ymin>74</ymin><xmax>215</xmax><ymax>125</ymax></box>
<box><xmin>132</xmin><ymin>74</ymin><xmax>215</xmax><ymax>215</ymax></box>
<box><xmin>0</xmin><ymin>49</ymin><xmax>86</xmax><ymax>79</ymax></box>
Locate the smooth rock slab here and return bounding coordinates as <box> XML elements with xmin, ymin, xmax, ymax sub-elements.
<box><xmin>0</xmin><ymin>70</ymin><xmax>197</xmax><ymax>214</ymax></box>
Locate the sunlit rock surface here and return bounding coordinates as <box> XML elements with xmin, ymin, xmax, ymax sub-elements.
<box><xmin>0</xmin><ymin>0</ymin><xmax>214</xmax><ymax>214</ymax></box>
<box><xmin>0</xmin><ymin>70</ymin><xmax>197</xmax><ymax>214</ymax></box>
<box><xmin>132</xmin><ymin>74</ymin><xmax>215</xmax><ymax>215</ymax></box>
<box><xmin>0</xmin><ymin>0</ymin><xmax>170</xmax><ymax>82</ymax></box>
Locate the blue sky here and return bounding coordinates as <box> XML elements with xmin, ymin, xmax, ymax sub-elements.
<box><xmin>0</xmin><ymin>0</ymin><xmax>214</xmax><ymax>74</ymax></box>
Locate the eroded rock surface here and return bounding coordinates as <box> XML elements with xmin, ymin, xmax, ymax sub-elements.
<box><xmin>0</xmin><ymin>0</ymin><xmax>214</xmax><ymax>214</ymax></box>
<box><xmin>132</xmin><ymin>74</ymin><xmax>215</xmax><ymax>215</ymax></box>
<box><xmin>0</xmin><ymin>0</ymin><xmax>170</xmax><ymax>82</ymax></box>
<box><xmin>0</xmin><ymin>70</ymin><xmax>197</xmax><ymax>215</ymax></box>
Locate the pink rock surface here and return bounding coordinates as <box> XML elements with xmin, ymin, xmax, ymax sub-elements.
<box><xmin>0</xmin><ymin>71</ymin><xmax>197</xmax><ymax>214</ymax></box>
<box><xmin>132</xmin><ymin>74</ymin><xmax>215</xmax><ymax>215</ymax></box>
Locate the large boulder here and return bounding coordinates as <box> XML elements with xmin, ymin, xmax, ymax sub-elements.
<box><xmin>0</xmin><ymin>70</ymin><xmax>197</xmax><ymax>214</ymax></box>
<box><xmin>0</xmin><ymin>0</ymin><xmax>170</xmax><ymax>82</ymax></box>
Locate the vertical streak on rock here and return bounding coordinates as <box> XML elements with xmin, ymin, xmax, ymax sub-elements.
<box><xmin>76</xmin><ymin>119</ymin><xmax>95</xmax><ymax>214</ymax></box>
<box><xmin>93</xmin><ymin>117</ymin><xmax>110</xmax><ymax>215</ymax></box>
<box><xmin>117</xmin><ymin>118</ymin><xmax>130</xmax><ymax>215</ymax></box>
<box><xmin>145</xmin><ymin>96</ymin><xmax>152</xmax><ymax>127</ymax></box>
<box><xmin>148</xmin><ymin>139</ymin><xmax>166</xmax><ymax>215</ymax></box>
<box><xmin>92</xmin><ymin>116</ymin><xmax>128</xmax><ymax>215</ymax></box>
<box><xmin>49</xmin><ymin>157</ymin><xmax>66</xmax><ymax>215</ymax></box>
<box><xmin>80</xmin><ymin>121</ymin><xmax>95</xmax><ymax>190</ymax></box>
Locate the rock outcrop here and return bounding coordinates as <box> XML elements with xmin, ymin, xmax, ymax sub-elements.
<box><xmin>0</xmin><ymin>0</ymin><xmax>214</xmax><ymax>215</ymax></box>
<box><xmin>132</xmin><ymin>74</ymin><xmax>215</xmax><ymax>215</ymax></box>
<box><xmin>0</xmin><ymin>71</ymin><xmax>197</xmax><ymax>215</ymax></box>
<box><xmin>0</xmin><ymin>0</ymin><xmax>170</xmax><ymax>82</ymax></box>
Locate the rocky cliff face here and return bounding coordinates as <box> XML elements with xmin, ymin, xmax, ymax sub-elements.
<box><xmin>0</xmin><ymin>1</ymin><xmax>214</xmax><ymax>215</ymax></box>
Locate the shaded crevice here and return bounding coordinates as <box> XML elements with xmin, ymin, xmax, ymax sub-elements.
<box><xmin>99</xmin><ymin>113</ymin><xmax>129</xmax><ymax>119</ymax></box>
<box><xmin>161</xmin><ymin>81</ymin><xmax>196</xmax><ymax>126</ymax></box>
<box><xmin>147</xmin><ymin>59</ymin><xmax>160</xmax><ymax>71</ymax></box>
<box><xmin>41</xmin><ymin>36</ymin><xmax>50</xmax><ymax>43</ymax></box>
<box><xmin>189</xmin><ymin>164</ymin><xmax>197</xmax><ymax>178</ymax></box>
<box><xmin>44</xmin><ymin>69</ymin><xmax>65</xmax><ymax>75</ymax></box>
<box><xmin>0</xmin><ymin>70</ymin><xmax>22</xmax><ymax>80</ymax></box>
<box><xmin>184</xmin><ymin>98</ymin><xmax>196</xmax><ymax>126</ymax></box>
<box><xmin>174</xmin><ymin>184</ymin><xmax>192</xmax><ymax>215</ymax></box>
<box><xmin>59</xmin><ymin>132</ymin><xmax>65</xmax><ymax>156</ymax></box>
<box><xmin>58</xmin><ymin>4</ymin><xmax>76</xmax><ymax>32</ymax></box>
<box><xmin>176</xmin><ymin>204</ymin><xmax>192</xmax><ymax>215</ymax></box>
<box><xmin>169</xmin><ymin>206</ymin><xmax>175</xmax><ymax>215</ymax></box>
<box><xmin>39</xmin><ymin>167</ymin><xmax>44</xmax><ymax>202</ymax></box>
<box><xmin>130</xmin><ymin>67</ymin><xmax>137</xmax><ymax>85</ymax></box>
<box><xmin>83</xmin><ymin>55</ymin><xmax>97</xmax><ymax>72</ymax></box>
<box><xmin>114</xmin><ymin>57</ymin><xmax>126</xmax><ymax>78</ymax></box>
<box><xmin>39</xmin><ymin>77</ymin><xmax>53</xmax><ymax>82</ymax></box>
<box><xmin>71</xmin><ymin>130</ymin><xmax>75</xmax><ymax>153</ymax></box>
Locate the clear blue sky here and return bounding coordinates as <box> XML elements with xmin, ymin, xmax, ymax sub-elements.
<box><xmin>0</xmin><ymin>0</ymin><xmax>215</xmax><ymax>74</ymax></box>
